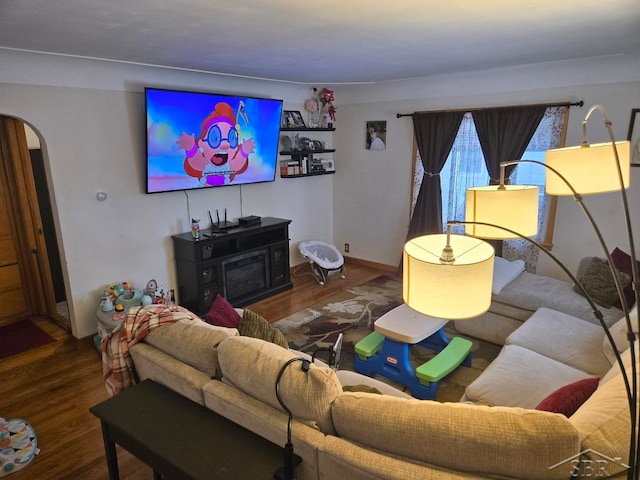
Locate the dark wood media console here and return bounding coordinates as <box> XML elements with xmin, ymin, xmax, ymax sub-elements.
<box><xmin>172</xmin><ymin>217</ymin><xmax>292</xmax><ymax>315</ymax></box>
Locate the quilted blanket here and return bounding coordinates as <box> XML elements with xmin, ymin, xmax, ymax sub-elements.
<box><xmin>102</xmin><ymin>304</ymin><xmax>200</xmax><ymax>396</ymax></box>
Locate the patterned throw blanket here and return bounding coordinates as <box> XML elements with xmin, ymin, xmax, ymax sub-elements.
<box><xmin>101</xmin><ymin>304</ymin><xmax>200</xmax><ymax>396</ymax></box>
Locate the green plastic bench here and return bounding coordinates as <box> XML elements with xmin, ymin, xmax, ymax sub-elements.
<box><xmin>415</xmin><ymin>336</ymin><xmax>472</xmax><ymax>385</ymax></box>
<box><xmin>354</xmin><ymin>331</ymin><xmax>385</xmax><ymax>361</ymax></box>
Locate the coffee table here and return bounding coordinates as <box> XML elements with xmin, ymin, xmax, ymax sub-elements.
<box><xmin>354</xmin><ymin>304</ymin><xmax>472</xmax><ymax>399</ymax></box>
<box><xmin>90</xmin><ymin>379</ymin><xmax>296</xmax><ymax>479</ymax></box>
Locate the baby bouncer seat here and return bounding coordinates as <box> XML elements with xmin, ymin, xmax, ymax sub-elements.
<box><xmin>299</xmin><ymin>240</ymin><xmax>346</xmax><ymax>285</ymax></box>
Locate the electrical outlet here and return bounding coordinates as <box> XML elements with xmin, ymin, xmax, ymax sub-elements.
<box><xmin>344</xmin><ymin>243</ymin><xmax>350</xmax><ymax>253</ymax></box>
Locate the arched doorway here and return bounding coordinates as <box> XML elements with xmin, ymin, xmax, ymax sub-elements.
<box><xmin>0</xmin><ymin>115</ymin><xmax>70</xmax><ymax>330</ymax></box>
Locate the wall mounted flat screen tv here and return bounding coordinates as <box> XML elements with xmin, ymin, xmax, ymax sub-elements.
<box><xmin>145</xmin><ymin>88</ymin><xmax>283</xmax><ymax>193</ymax></box>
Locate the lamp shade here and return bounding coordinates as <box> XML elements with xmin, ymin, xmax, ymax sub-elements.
<box><xmin>545</xmin><ymin>141</ymin><xmax>630</xmax><ymax>195</ymax></box>
<box><xmin>403</xmin><ymin>234</ymin><xmax>494</xmax><ymax>320</ymax></box>
<box><xmin>465</xmin><ymin>185</ymin><xmax>539</xmax><ymax>239</ymax></box>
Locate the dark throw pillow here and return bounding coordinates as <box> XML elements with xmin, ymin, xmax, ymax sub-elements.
<box><xmin>204</xmin><ymin>294</ymin><xmax>241</xmax><ymax>328</ymax></box>
<box><xmin>610</xmin><ymin>247</ymin><xmax>640</xmax><ymax>309</ymax></box>
<box><xmin>343</xmin><ymin>385</ymin><xmax>382</xmax><ymax>395</ymax></box>
<box><xmin>574</xmin><ymin>257</ymin><xmax>631</xmax><ymax>309</ymax></box>
<box><xmin>535</xmin><ymin>377</ymin><xmax>600</xmax><ymax>417</ymax></box>
<box><xmin>239</xmin><ymin>309</ymin><xmax>289</xmax><ymax>349</ymax></box>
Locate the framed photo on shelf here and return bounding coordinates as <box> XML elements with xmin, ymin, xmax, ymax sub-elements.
<box><xmin>628</xmin><ymin>108</ymin><xmax>640</xmax><ymax>166</ymax></box>
<box><xmin>282</xmin><ymin>110</ymin><xmax>306</xmax><ymax>129</ymax></box>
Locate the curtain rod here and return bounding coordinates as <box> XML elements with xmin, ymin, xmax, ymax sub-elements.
<box><xmin>396</xmin><ymin>100</ymin><xmax>584</xmax><ymax>119</ymax></box>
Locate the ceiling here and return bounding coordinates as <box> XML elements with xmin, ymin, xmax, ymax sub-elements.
<box><xmin>1</xmin><ymin>0</ymin><xmax>639</xmax><ymax>85</ymax></box>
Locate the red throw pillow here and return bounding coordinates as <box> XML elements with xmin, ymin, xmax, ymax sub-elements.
<box><xmin>204</xmin><ymin>294</ymin><xmax>241</xmax><ymax>328</ymax></box>
<box><xmin>610</xmin><ymin>248</ymin><xmax>640</xmax><ymax>309</ymax></box>
<box><xmin>535</xmin><ymin>377</ymin><xmax>599</xmax><ymax>417</ymax></box>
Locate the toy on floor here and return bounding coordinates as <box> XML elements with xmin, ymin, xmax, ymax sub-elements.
<box><xmin>0</xmin><ymin>417</ymin><xmax>39</xmax><ymax>477</ymax></box>
<box><xmin>299</xmin><ymin>240</ymin><xmax>346</xmax><ymax>285</ymax></box>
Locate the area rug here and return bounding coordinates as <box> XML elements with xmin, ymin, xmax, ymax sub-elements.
<box><xmin>273</xmin><ymin>275</ymin><xmax>501</xmax><ymax>402</ymax></box>
<box><xmin>0</xmin><ymin>320</ymin><xmax>56</xmax><ymax>360</ymax></box>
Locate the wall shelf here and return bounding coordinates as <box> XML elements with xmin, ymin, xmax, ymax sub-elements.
<box><xmin>280</xmin><ymin>127</ymin><xmax>335</xmax><ymax>132</ymax></box>
<box><xmin>279</xmin><ymin>127</ymin><xmax>336</xmax><ymax>178</ymax></box>
<box><xmin>281</xmin><ymin>171</ymin><xmax>336</xmax><ymax>179</ymax></box>
<box><xmin>279</xmin><ymin>149</ymin><xmax>335</xmax><ymax>155</ymax></box>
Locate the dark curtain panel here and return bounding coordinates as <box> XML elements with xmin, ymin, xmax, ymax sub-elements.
<box><xmin>472</xmin><ymin>106</ymin><xmax>546</xmax><ymax>184</ymax></box>
<box><xmin>407</xmin><ymin>111</ymin><xmax>465</xmax><ymax>239</ymax></box>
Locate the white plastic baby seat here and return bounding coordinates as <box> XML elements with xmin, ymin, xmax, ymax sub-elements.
<box><xmin>299</xmin><ymin>240</ymin><xmax>346</xmax><ymax>285</ymax></box>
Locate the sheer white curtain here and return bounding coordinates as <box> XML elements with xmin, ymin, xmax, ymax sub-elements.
<box><xmin>411</xmin><ymin>113</ymin><xmax>488</xmax><ymax>235</ymax></box>
<box><xmin>410</xmin><ymin>106</ymin><xmax>568</xmax><ymax>271</ymax></box>
<box><xmin>503</xmin><ymin>106</ymin><xmax>567</xmax><ymax>271</ymax></box>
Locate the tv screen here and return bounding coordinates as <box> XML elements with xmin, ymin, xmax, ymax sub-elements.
<box><xmin>145</xmin><ymin>88</ymin><xmax>283</xmax><ymax>193</ymax></box>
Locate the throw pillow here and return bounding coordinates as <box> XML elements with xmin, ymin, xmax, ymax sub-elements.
<box><xmin>239</xmin><ymin>309</ymin><xmax>289</xmax><ymax>349</ymax></box>
<box><xmin>343</xmin><ymin>385</ymin><xmax>382</xmax><ymax>394</ymax></box>
<box><xmin>574</xmin><ymin>257</ymin><xmax>631</xmax><ymax>309</ymax></box>
<box><xmin>535</xmin><ymin>377</ymin><xmax>600</xmax><ymax>417</ymax></box>
<box><xmin>492</xmin><ymin>256</ymin><xmax>525</xmax><ymax>295</ymax></box>
<box><xmin>204</xmin><ymin>294</ymin><xmax>241</xmax><ymax>328</ymax></box>
<box><xmin>610</xmin><ymin>247</ymin><xmax>640</xmax><ymax>309</ymax></box>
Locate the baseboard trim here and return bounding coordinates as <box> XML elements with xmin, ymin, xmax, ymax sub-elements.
<box><xmin>343</xmin><ymin>256</ymin><xmax>399</xmax><ymax>276</ymax></box>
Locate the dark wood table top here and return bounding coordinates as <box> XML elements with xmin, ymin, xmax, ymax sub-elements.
<box><xmin>90</xmin><ymin>380</ymin><xmax>290</xmax><ymax>479</ymax></box>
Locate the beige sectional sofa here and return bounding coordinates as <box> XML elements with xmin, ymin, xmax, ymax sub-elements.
<box><xmin>127</xmin><ymin>303</ymin><xmax>635</xmax><ymax>479</ymax></box>
<box><xmin>455</xmin><ymin>259</ymin><xmax>624</xmax><ymax>345</ymax></box>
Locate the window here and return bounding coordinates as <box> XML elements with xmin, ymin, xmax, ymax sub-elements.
<box><xmin>411</xmin><ymin>106</ymin><xmax>568</xmax><ymax>271</ymax></box>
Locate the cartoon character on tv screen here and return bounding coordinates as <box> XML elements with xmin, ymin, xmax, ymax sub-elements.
<box><xmin>177</xmin><ymin>101</ymin><xmax>254</xmax><ymax>186</ymax></box>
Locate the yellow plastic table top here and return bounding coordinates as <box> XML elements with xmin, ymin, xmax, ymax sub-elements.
<box><xmin>374</xmin><ymin>304</ymin><xmax>447</xmax><ymax>344</ymax></box>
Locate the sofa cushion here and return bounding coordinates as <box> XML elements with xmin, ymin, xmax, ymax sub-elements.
<box><xmin>506</xmin><ymin>307</ymin><xmax>610</xmax><ymax>376</ymax></box>
<box><xmin>129</xmin><ymin>343</ymin><xmax>213</xmax><ymax>404</ymax></box>
<box><xmin>602</xmin><ymin>305</ymin><xmax>638</xmax><ymax>365</ymax></box>
<box><xmin>465</xmin><ymin>345</ymin><xmax>594</xmax><ymax>408</ymax></box>
<box><xmin>217</xmin><ymin>336</ymin><xmax>342</xmax><ymax>435</ymax></box>
<box><xmin>493</xmin><ymin>256</ymin><xmax>525</xmax><ymax>294</ymax></box>
<box><xmin>331</xmin><ymin>393</ymin><xmax>579</xmax><ymax>480</ymax></box>
<box><xmin>574</xmin><ymin>256</ymin><xmax>631</xmax><ymax>309</ymax></box>
<box><xmin>493</xmin><ymin>271</ymin><xmax>622</xmax><ymax>327</ymax></box>
<box><xmin>569</xmin><ymin>366</ymin><xmax>632</xmax><ymax>478</ymax></box>
<box><xmin>535</xmin><ymin>377</ymin><xmax>600</xmax><ymax>417</ymax></box>
<box><xmin>144</xmin><ymin>318</ymin><xmax>238</xmax><ymax>378</ymax></box>
<box><xmin>204</xmin><ymin>294</ymin><xmax>241</xmax><ymax>328</ymax></box>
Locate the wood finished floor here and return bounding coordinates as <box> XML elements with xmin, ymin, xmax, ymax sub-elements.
<box><xmin>0</xmin><ymin>260</ymin><xmax>391</xmax><ymax>480</ymax></box>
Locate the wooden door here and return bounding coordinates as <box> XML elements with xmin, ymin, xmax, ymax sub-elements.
<box><xmin>0</xmin><ymin>116</ymin><xmax>49</xmax><ymax>326</ymax></box>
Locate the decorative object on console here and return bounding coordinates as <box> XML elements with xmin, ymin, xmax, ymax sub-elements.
<box><xmin>403</xmin><ymin>104</ymin><xmax>638</xmax><ymax>479</ymax></box>
<box><xmin>191</xmin><ymin>218</ymin><xmax>200</xmax><ymax>239</ymax></box>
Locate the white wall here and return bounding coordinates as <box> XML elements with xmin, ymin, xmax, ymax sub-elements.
<box><xmin>0</xmin><ymin>50</ymin><xmax>334</xmax><ymax>338</ymax></box>
<box><xmin>2</xmin><ymin>48</ymin><xmax>639</xmax><ymax>338</ymax></box>
<box><xmin>333</xmin><ymin>53</ymin><xmax>640</xmax><ymax>280</ymax></box>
